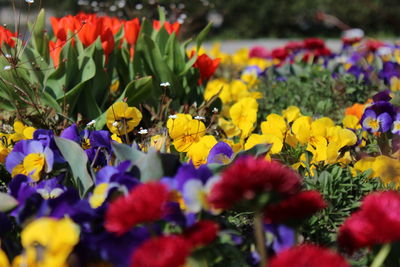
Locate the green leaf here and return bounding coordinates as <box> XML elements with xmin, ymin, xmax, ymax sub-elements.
<box><xmin>195</xmin><ymin>22</ymin><xmax>212</xmax><ymax>51</ymax></box>
<box><xmin>28</xmin><ymin>9</ymin><xmax>49</xmax><ymax>62</ymax></box>
<box><xmin>140</xmin><ymin>148</ymin><xmax>164</xmax><ymax>182</ymax></box>
<box><xmin>124</xmin><ymin>76</ymin><xmax>154</xmax><ymax>106</ymax></box>
<box><xmin>111</xmin><ymin>143</ymin><xmax>163</xmax><ymax>182</ymax></box>
<box><xmin>0</xmin><ymin>193</ymin><xmax>18</xmax><ymax>212</ymax></box>
<box><xmin>54</xmin><ymin>137</ymin><xmax>94</xmax><ymax>197</ymax></box>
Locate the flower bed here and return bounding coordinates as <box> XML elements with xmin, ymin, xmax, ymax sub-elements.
<box><xmin>0</xmin><ymin>8</ymin><xmax>399</xmax><ymax>267</ymax></box>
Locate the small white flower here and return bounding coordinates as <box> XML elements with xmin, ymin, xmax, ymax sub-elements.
<box><xmin>138</xmin><ymin>129</ymin><xmax>148</xmax><ymax>135</ymax></box>
<box><xmin>3</xmin><ymin>66</ymin><xmax>11</xmax><ymax>71</ymax></box>
<box><xmin>377</xmin><ymin>47</ymin><xmax>392</xmax><ymax>57</ymax></box>
<box><xmin>4</xmin><ymin>54</ymin><xmax>11</xmax><ymax>58</ymax></box>
<box><xmin>25</xmin><ymin>0</ymin><xmax>34</xmax><ymax>4</ymax></box>
<box><xmin>193</xmin><ymin>102</ymin><xmax>197</xmax><ymax>108</ymax></box>
<box><xmin>168</xmin><ymin>114</ymin><xmax>177</xmax><ymax>119</ymax></box>
<box><xmin>87</xmin><ymin>120</ymin><xmax>96</xmax><ymax>126</ymax></box>
<box><xmin>112</xmin><ymin>121</ymin><xmax>119</xmax><ymax>127</ymax></box>
<box><xmin>342</xmin><ymin>28</ymin><xmax>364</xmax><ymax>39</ymax></box>
<box><xmin>160</xmin><ymin>82</ymin><xmax>171</xmax><ymax>87</ymax></box>
<box><xmin>194</xmin><ymin>116</ymin><xmax>205</xmax><ymax>120</ymax></box>
<box><xmin>212</xmin><ymin>107</ymin><xmax>218</xmax><ymax>113</ymax></box>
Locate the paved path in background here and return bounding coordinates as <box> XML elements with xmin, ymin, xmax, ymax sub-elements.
<box><xmin>203</xmin><ymin>39</ymin><xmax>343</xmax><ymax>53</ymax></box>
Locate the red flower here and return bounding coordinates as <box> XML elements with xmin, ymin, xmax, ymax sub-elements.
<box><xmin>284</xmin><ymin>41</ymin><xmax>304</xmax><ymax>52</ymax></box>
<box><xmin>105</xmin><ymin>182</ymin><xmax>169</xmax><ymax>235</ymax></box>
<box><xmin>0</xmin><ymin>26</ymin><xmax>16</xmax><ymax>47</ymax></box>
<box><xmin>208</xmin><ymin>157</ymin><xmax>301</xmax><ymax>210</ymax></box>
<box><xmin>303</xmin><ymin>38</ymin><xmax>326</xmax><ymax>50</ymax></box>
<box><xmin>153</xmin><ymin>20</ymin><xmax>181</xmax><ymax>35</ymax></box>
<box><xmin>183</xmin><ymin>220</ymin><xmax>219</xmax><ymax>248</ymax></box>
<box><xmin>77</xmin><ymin>13</ymin><xmax>103</xmax><ymax>47</ymax></box>
<box><xmin>249</xmin><ymin>46</ymin><xmax>269</xmax><ymax>58</ymax></box>
<box><xmin>124</xmin><ymin>18</ymin><xmax>140</xmax><ymax>46</ymax></box>
<box><xmin>131</xmin><ymin>235</ymin><xmax>190</xmax><ymax>267</ymax></box>
<box><xmin>193</xmin><ymin>53</ymin><xmax>220</xmax><ymax>84</ymax></box>
<box><xmin>101</xmin><ymin>28</ymin><xmax>115</xmax><ymax>62</ymax></box>
<box><xmin>264</xmin><ymin>190</ymin><xmax>326</xmax><ymax>224</ymax></box>
<box><xmin>366</xmin><ymin>39</ymin><xmax>384</xmax><ymax>52</ymax></box>
<box><xmin>49</xmin><ymin>39</ymin><xmax>66</xmax><ymax>68</ymax></box>
<box><xmin>271</xmin><ymin>47</ymin><xmax>288</xmax><ymax>61</ymax></box>
<box><xmin>50</xmin><ymin>15</ymin><xmax>79</xmax><ymax>41</ymax></box>
<box><xmin>270</xmin><ymin>244</ymin><xmax>349</xmax><ymax>267</ymax></box>
<box><xmin>338</xmin><ymin>191</ymin><xmax>400</xmax><ymax>253</ymax></box>
<box><xmin>103</xmin><ymin>16</ymin><xmax>123</xmax><ymax>35</ymax></box>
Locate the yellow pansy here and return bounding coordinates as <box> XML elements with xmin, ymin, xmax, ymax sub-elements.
<box><xmin>187</xmin><ymin>135</ymin><xmax>217</xmax><ymax>168</ymax></box>
<box><xmin>89</xmin><ymin>183</ymin><xmax>110</xmax><ymax>208</ymax></box>
<box><xmin>204</xmin><ymin>79</ymin><xmax>231</xmax><ymax>103</ymax></box>
<box><xmin>106</xmin><ymin>102</ymin><xmax>142</xmax><ymax>135</ymax></box>
<box><xmin>282</xmin><ymin>106</ymin><xmax>301</xmax><ymax>123</ymax></box>
<box><xmin>20</xmin><ymin>217</ymin><xmax>80</xmax><ymax>267</ymax></box>
<box><xmin>22</xmin><ymin>153</ymin><xmax>46</xmax><ymax>181</ymax></box>
<box><xmin>229</xmin><ymin>80</ymin><xmax>250</xmax><ymax>102</ymax></box>
<box><xmin>390</xmin><ymin>76</ymin><xmax>400</xmax><ymax>92</ymax></box>
<box><xmin>229</xmin><ymin>97</ymin><xmax>258</xmax><ymax>139</ymax></box>
<box><xmin>10</xmin><ymin>121</ymin><xmax>36</xmax><ymax>142</ymax></box>
<box><xmin>292</xmin><ymin>116</ymin><xmax>312</xmax><ymax>144</ymax></box>
<box><xmin>150</xmin><ymin>135</ymin><xmax>170</xmax><ymax>152</ymax></box>
<box><xmin>218</xmin><ymin>118</ymin><xmax>241</xmax><ymax>138</ymax></box>
<box><xmin>352</xmin><ymin>157</ymin><xmax>375</xmax><ymax>177</ymax></box>
<box><xmin>343</xmin><ymin>115</ymin><xmax>360</xmax><ymax>129</ymax></box>
<box><xmin>372</xmin><ymin>155</ymin><xmax>400</xmax><ymax>187</ymax></box>
<box><xmin>245</xmin><ymin>133</ymin><xmax>283</xmax><ymax>154</ymax></box>
<box><xmin>232</xmin><ymin>48</ymin><xmax>249</xmax><ymax>66</ymax></box>
<box><xmin>261</xmin><ymin>113</ymin><xmax>287</xmax><ymax>140</ymax></box>
<box><xmin>167</xmin><ymin>114</ymin><xmax>206</xmax><ymax>152</ymax></box>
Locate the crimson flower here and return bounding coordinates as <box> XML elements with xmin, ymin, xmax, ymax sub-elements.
<box><xmin>131</xmin><ymin>235</ymin><xmax>190</xmax><ymax>267</ymax></box>
<box><xmin>208</xmin><ymin>157</ymin><xmax>301</xmax><ymax>211</ymax></box>
<box><xmin>105</xmin><ymin>182</ymin><xmax>169</xmax><ymax>235</ymax></box>
<box><xmin>270</xmin><ymin>244</ymin><xmax>349</xmax><ymax>267</ymax></box>
<box><xmin>303</xmin><ymin>38</ymin><xmax>326</xmax><ymax>50</ymax></box>
<box><xmin>183</xmin><ymin>220</ymin><xmax>219</xmax><ymax>248</ymax></box>
<box><xmin>338</xmin><ymin>191</ymin><xmax>400</xmax><ymax>253</ymax></box>
<box><xmin>193</xmin><ymin>53</ymin><xmax>220</xmax><ymax>84</ymax></box>
<box><xmin>264</xmin><ymin>190</ymin><xmax>326</xmax><ymax>224</ymax></box>
<box><xmin>271</xmin><ymin>47</ymin><xmax>288</xmax><ymax>61</ymax></box>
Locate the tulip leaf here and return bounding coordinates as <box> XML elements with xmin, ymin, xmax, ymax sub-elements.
<box><xmin>195</xmin><ymin>22</ymin><xmax>212</xmax><ymax>51</ymax></box>
<box><xmin>124</xmin><ymin>76</ymin><xmax>154</xmax><ymax>106</ymax></box>
<box><xmin>0</xmin><ymin>193</ymin><xmax>18</xmax><ymax>212</ymax></box>
<box><xmin>54</xmin><ymin>137</ymin><xmax>94</xmax><ymax>197</ymax></box>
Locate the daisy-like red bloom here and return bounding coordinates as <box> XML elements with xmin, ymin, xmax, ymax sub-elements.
<box><xmin>105</xmin><ymin>182</ymin><xmax>169</xmax><ymax>235</ymax></box>
<box><xmin>183</xmin><ymin>220</ymin><xmax>219</xmax><ymax>248</ymax></box>
<box><xmin>264</xmin><ymin>190</ymin><xmax>326</xmax><ymax>224</ymax></box>
<box><xmin>338</xmin><ymin>191</ymin><xmax>400</xmax><ymax>253</ymax></box>
<box><xmin>270</xmin><ymin>244</ymin><xmax>350</xmax><ymax>267</ymax></box>
<box><xmin>208</xmin><ymin>157</ymin><xmax>301</xmax><ymax>210</ymax></box>
<box><xmin>193</xmin><ymin>53</ymin><xmax>220</xmax><ymax>84</ymax></box>
<box><xmin>131</xmin><ymin>235</ymin><xmax>190</xmax><ymax>267</ymax></box>
<box><xmin>303</xmin><ymin>38</ymin><xmax>326</xmax><ymax>50</ymax></box>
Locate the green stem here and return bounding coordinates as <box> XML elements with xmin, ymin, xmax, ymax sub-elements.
<box><xmin>254</xmin><ymin>211</ymin><xmax>267</xmax><ymax>267</ymax></box>
<box><xmin>371</xmin><ymin>243</ymin><xmax>391</xmax><ymax>267</ymax></box>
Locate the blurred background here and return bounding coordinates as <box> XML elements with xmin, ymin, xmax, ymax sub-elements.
<box><xmin>0</xmin><ymin>0</ymin><xmax>399</xmax><ymax>40</ymax></box>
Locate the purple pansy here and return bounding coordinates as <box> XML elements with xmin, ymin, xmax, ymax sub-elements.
<box><xmin>392</xmin><ymin>113</ymin><xmax>400</xmax><ymax>135</ymax></box>
<box><xmin>207</xmin><ymin>142</ymin><xmax>233</xmax><ymax>164</ymax></box>
<box><xmin>361</xmin><ymin>109</ymin><xmax>392</xmax><ymax>133</ymax></box>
